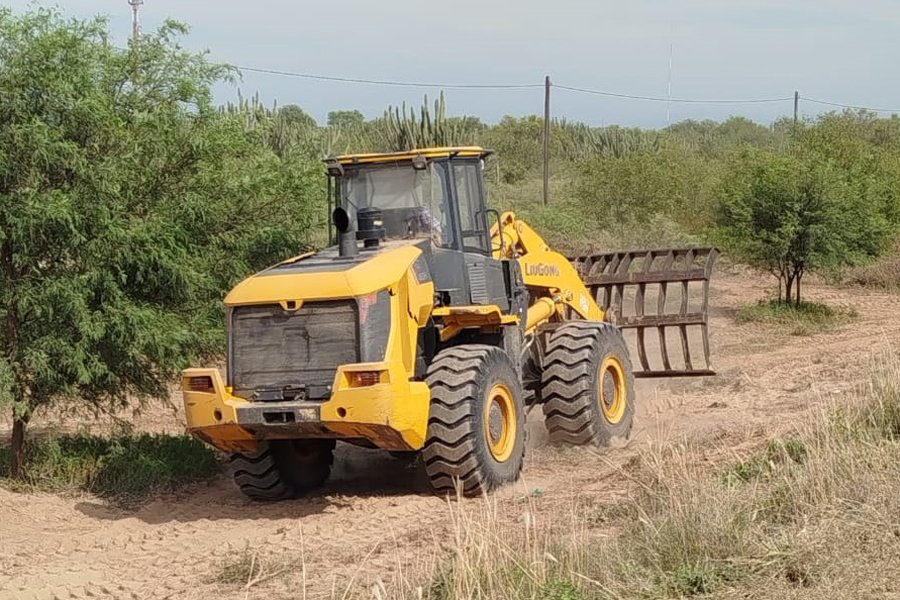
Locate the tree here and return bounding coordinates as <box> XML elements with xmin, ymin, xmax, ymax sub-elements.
<box><xmin>718</xmin><ymin>149</ymin><xmax>889</xmax><ymax>304</ymax></box>
<box><xmin>0</xmin><ymin>9</ymin><xmax>324</xmax><ymax>477</ymax></box>
<box><xmin>278</xmin><ymin>104</ymin><xmax>318</xmax><ymax>129</ymax></box>
<box><xmin>327</xmin><ymin>109</ymin><xmax>365</xmax><ymax>129</ymax></box>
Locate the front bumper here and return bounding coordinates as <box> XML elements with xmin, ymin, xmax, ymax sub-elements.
<box><xmin>182</xmin><ymin>364</ymin><xmax>431</xmax><ymax>454</ymax></box>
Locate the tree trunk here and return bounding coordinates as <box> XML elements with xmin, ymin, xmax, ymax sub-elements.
<box><xmin>795</xmin><ymin>273</ymin><xmax>802</xmax><ymax>306</ymax></box>
<box><xmin>784</xmin><ymin>275</ymin><xmax>794</xmax><ymax>305</ymax></box>
<box><xmin>2</xmin><ymin>239</ymin><xmax>26</xmax><ymax>478</ymax></box>
<box><xmin>10</xmin><ymin>412</ymin><xmax>27</xmax><ymax>479</ymax></box>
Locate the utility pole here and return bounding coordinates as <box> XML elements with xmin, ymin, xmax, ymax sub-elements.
<box><xmin>129</xmin><ymin>0</ymin><xmax>143</xmax><ymax>44</ymax></box>
<box><xmin>542</xmin><ymin>75</ymin><xmax>551</xmax><ymax>206</ymax></box>
<box><xmin>793</xmin><ymin>90</ymin><xmax>800</xmax><ymax>126</ymax></box>
<box><xmin>129</xmin><ymin>0</ymin><xmax>143</xmax><ymax>81</ymax></box>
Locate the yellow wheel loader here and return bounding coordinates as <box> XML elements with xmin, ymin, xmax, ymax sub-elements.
<box><xmin>182</xmin><ymin>147</ymin><xmax>718</xmax><ymax>500</ymax></box>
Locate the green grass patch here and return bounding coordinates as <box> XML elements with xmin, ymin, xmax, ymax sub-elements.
<box><xmin>736</xmin><ymin>300</ymin><xmax>857</xmax><ymax>335</ymax></box>
<box><xmin>541</xmin><ymin>578</ymin><xmax>585</xmax><ymax>600</ymax></box>
<box><xmin>722</xmin><ymin>438</ymin><xmax>808</xmax><ymax>485</ymax></box>
<box><xmin>0</xmin><ymin>433</ymin><xmax>220</xmax><ymax>501</ymax></box>
<box><xmin>654</xmin><ymin>562</ymin><xmax>742</xmax><ymax>597</ymax></box>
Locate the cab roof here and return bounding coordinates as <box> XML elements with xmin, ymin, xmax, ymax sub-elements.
<box><xmin>330</xmin><ymin>146</ymin><xmax>492</xmax><ymax>166</ymax></box>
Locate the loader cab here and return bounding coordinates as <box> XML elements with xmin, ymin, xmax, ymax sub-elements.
<box><xmin>327</xmin><ymin>147</ymin><xmax>512</xmax><ymax>309</ymax></box>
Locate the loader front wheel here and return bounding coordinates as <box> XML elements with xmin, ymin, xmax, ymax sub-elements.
<box><xmin>424</xmin><ymin>345</ymin><xmax>525</xmax><ymax>496</ymax></box>
<box><xmin>541</xmin><ymin>322</ymin><xmax>635</xmax><ymax>446</ymax></box>
<box><xmin>231</xmin><ymin>439</ymin><xmax>335</xmax><ymax>502</ymax></box>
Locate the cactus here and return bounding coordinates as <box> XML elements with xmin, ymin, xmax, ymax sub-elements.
<box><xmin>381</xmin><ymin>92</ymin><xmax>481</xmax><ymax>151</ymax></box>
<box><xmin>556</xmin><ymin>121</ymin><xmax>660</xmax><ymax>160</ymax></box>
<box><xmin>219</xmin><ymin>94</ymin><xmax>326</xmax><ymax>157</ymax></box>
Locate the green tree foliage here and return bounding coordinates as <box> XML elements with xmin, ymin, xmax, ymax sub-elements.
<box><xmin>717</xmin><ymin>149</ymin><xmax>890</xmax><ymax>303</ymax></box>
<box><xmin>480</xmin><ymin>116</ymin><xmax>544</xmax><ymax>184</ymax></box>
<box><xmin>665</xmin><ymin>117</ymin><xmax>782</xmax><ymax>158</ymax></box>
<box><xmin>796</xmin><ymin>111</ymin><xmax>900</xmax><ymax>227</ymax></box>
<box><xmin>327</xmin><ymin>109</ymin><xmax>365</xmax><ymax>129</ymax></box>
<box><xmin>0</xmin><ymin>8</ymin><xmax>323</xmax><ymax>476</ymax></box>
<box><xmin>277</xmin><ymin>104</ymin><xmax>318</xmax><ymax>129</ymax></box>
<box><xmin>572</xmin><ymin>147</ymin><xmax>721</xmax><ymax>231</ymax></box>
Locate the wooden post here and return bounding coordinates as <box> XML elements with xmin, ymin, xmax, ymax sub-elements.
<box><xmin>543</xmin><ymin>75</ymin><xmax>551</xmax><ymax>206</ymax></box>
<box><xmin>793</xmin><ymin>91</ymin><xmax>799</xmax><ymax>125</ymax></box>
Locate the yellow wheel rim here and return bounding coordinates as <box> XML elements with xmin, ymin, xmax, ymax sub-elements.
<box><xmin>484</xmin><ymin>383</ymin><xmax>517</xmax><ymax>462</ymax></box>
<box><xmin>598</xmin><ymin>356</ymin><xmax>627</xmax><ymax>424</ymax></box>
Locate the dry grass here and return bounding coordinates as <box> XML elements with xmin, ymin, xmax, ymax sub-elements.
<box><xmin>844</xmin><ymin>242</ymin><xmax>900</xmax><ymax>291</ymax></box>
<box><xmin>846</xmin><ymin>258</ymin><xmax>900</xmax><ymax>291</ymax></box>
<box><xmin>211</xmin><ymin>547</ymin><xmax>294</xmax><ymax>591</ymax></box>
<box><xmin>192</xmin><ymin>351</ymin><xmax>900</xmax><ymax>599</ymax></box>
<box><xmin>362</xmin><ymin>350</ymin><xmax>900</xmax><ymax>600</ymax></box>
<box><xmin>736</xmin><ymin>300</ymin><xmax>857</xmax><ymax>336</ymax></box>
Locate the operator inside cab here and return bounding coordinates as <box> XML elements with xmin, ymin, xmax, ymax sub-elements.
<box><xmin>340</xmin><ymin>161</ymin><xmax>453</xmax><ymax>247</ymax></box>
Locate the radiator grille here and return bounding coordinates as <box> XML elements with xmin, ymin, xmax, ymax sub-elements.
<box><xmin>230</xmin><ymin>301</ymin><xmax>358</xmax><ymax>399</ymax></box>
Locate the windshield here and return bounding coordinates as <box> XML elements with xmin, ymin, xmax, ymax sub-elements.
<box><xmin>340</xmin><ymin>162</ymin><xmax>454</xmax><ymax>247</ymax></box>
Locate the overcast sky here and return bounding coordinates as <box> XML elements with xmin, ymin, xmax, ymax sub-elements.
<box><xmin>8</xmin><ymin>1</ymin><xmax>899</xmax><ymax>127</ymax></box>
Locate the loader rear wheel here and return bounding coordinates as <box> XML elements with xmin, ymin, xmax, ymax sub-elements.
<box><xmin>231</xmin><ymin>439</ymin><xmax>335</xmax><ymax>502</ymax></box>
<box><xmin>424</xmin><ymin>345</ymin><xmax>525</xmax><ymax>496</ymax></box>
<box><xmin>541</xmin><ymin>321</ymin><xmax>635</xmax><ymax>446</ymax></box>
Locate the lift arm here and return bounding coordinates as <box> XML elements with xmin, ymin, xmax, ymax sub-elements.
<box><xmin>490</xmin><ymin>211</ymin><xmax>605</xmax><ymax>331</ymax></box>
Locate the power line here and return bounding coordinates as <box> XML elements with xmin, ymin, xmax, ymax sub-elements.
<box><xmin>554</xmin><ymin>83</ymin><xmax>793</xmax><ymax>105</ymax></box>
<box><xmin>237</xmin><ymin>66</ymin><xmax>543</xmax><ymax>90</ymax></box>
<box><xmin>802</xmin><ymin>97</ymin><xmax>900</xmax><ymax>114</ymax></box>
<box><xmin>236</xmin><ymin>65</ymin><xmax>899</xmax><ymax>113</ymax></box>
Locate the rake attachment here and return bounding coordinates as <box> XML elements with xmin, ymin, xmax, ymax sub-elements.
<box><xmin>571</xmin><ymin>248</ymin><xmax>719</xmax><ymax>378</ymax></box>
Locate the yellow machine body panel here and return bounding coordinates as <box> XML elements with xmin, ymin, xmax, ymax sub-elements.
<box><xmin>183</xmin><ymin>244</ymin><xmax>435</xmax><ymax>453</ymax></box>
<box><xmin>225</xmin><ymin>245</ymin><xmax>425</xmax><ymax>305</ymax></box>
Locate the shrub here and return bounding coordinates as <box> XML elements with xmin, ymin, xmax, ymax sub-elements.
<box><xmin>0</xmin><ymin>433</ymin><xmax>220</xmax><ymax>500</ymax></box>
<box><xmin>718</xmin><ymin>147</ymin><xmax>892</xmax><ymax>304</ymax></box>
<box><xmin>736</xmin><ymin>300</ymin><xmax>857</xmax><ymax>335</ymax></box>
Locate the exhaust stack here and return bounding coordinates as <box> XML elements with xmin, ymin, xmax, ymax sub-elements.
<box><xmin>332</xmin><ymin>207</ymin><xmax>358</xmax><ymax>258</ymax></box>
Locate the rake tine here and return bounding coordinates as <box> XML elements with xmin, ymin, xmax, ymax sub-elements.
<box><xmin>633</xmin><ymin>252</ymin><xmax>653</xmax><ymax>373</ymax></box>
<box><xmin>680</xmin><ymin>250</ymin><xmax>695</xmax><ymax>371</ymax></box>
<box><xmin>615</xmin><ymin>253</ymin><xmax>634</xmax><ymax>322</ymax></box>
<box><xmin>607</xmin><ymin>253</ymin><xmax>622</xmax><ymax>318</ymax></box>
<box><xmin>635</xmin><ymin>285</ymin><xmax>650</xmax><ymax>372</ymax></box>
<box><xmin>656</xmin><ymin>250</ymin><xmax>675</xmax><ymax>372</ymax></box>
<box><xmin>702</xmin><ymin>323</ymin><xmax>711</xmax><ymax>370</ymax></box>
<box><xmin>700</xmin><ymin>249</ymin><xmax>718</xmax><ymax>369</ymax></box>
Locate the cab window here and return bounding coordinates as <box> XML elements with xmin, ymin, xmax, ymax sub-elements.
<box><xmin>452</xmin><ymin>161</ymin><xmax>490</xmax><ymax>254</ymax></box>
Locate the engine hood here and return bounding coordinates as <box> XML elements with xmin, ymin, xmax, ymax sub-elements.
<box><xmin>225</xmin><ymin>241</ymin><xmax>427</xmax><ymax>306</ymax></box>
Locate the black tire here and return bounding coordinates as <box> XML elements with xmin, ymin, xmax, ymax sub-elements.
<box><xmin>388</xmin><ymin>450</ymin><xmax>419</xmax><ymax>462</ymax></box>
<box><xmin>231</xmin><ymin>439</ymin><xmax>335</xmax><ymax>502</ymax></box>
<box><xmin>423</xmin><ymin>345</ymin><xmax>526</xmax><ymax>496</ymax></box>
<box><xmin>541</xmin><ymin>321</ymin><xmax>635</xmax><ymax>446</ymax></box>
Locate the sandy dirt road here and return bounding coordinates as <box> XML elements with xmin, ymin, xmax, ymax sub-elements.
<box><xmin>1</xmin><ymin>269</ymin><xmax>897</xmax><ymax>600</ymax></box>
